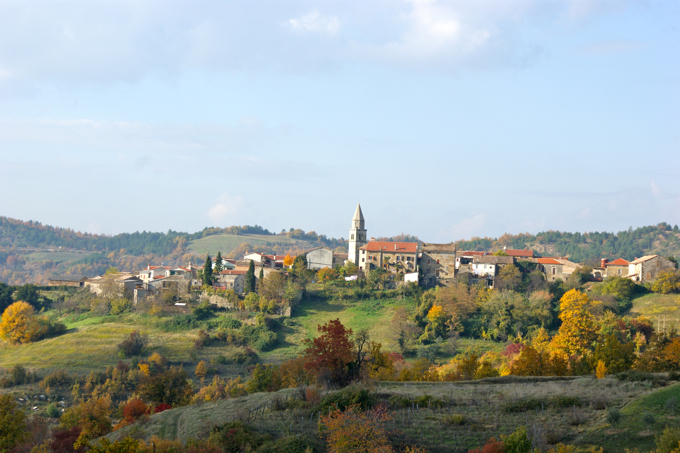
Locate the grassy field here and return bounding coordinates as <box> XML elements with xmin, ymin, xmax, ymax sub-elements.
<box><xmin>188</xmin><ymin>233</ymin><xmax>311</xmax><ymax>256</ymax></box>
<box><xmin>24</xmin><ymin>251</ymin><xmax>87</xmax><ymax>262</ymax></box>
<box><xmin>105</xmin><ymin>376</ymin><xmax>677</xmax><ymax>452</ymax></box>
<box><xmin>627</xmin><ymin>293</ymin><xmax>680</xmax><ymax>331</ymax></box>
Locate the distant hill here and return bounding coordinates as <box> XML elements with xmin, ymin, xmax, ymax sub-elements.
<box><xmin>0</xmin><ymin>216</ymin><xmax>345</xmax><ymax>285</ymax></box>
<box><xmin>456</xmin><ymin>223</ymin><xmax>680</xmax><ymax>265</ymax></box>
<box><xmin>1</xmin><ymin>215</ymin><xmax>678</xmax><ymax>284</ymax></box>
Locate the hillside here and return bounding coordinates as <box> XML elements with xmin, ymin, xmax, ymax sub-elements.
<box><xmin>188</xmin><ymin>233</ymin><xmax>313</xmax><ymax>258</ymax></box>
<box><xmin>456</xmin><ymin>222</ymin><xmax>680</xmax><ymax>265</ymax></box>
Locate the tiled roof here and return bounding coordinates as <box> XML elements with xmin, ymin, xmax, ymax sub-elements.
<box><xmin>505</xmin><ymin>249</ymin><xmax>534</xmax><ymax>258</ymax></box>
<box><xmin>537</xmin><ymin>258</ymin><xmax>562</xmax><ymax>265</ymax></box>
<box><xmin>473</xmin><ymin>256</ymin><xmax>514</xmax><ymax>264</ymax></box>
<box><xmin>630</xmin><ymin>255</ymin><xmax>658</xmax><ymax>264</ymax></box>
<box><xmin>219</xmin><ymin>270</ymin><xmax>247</xmax><ymax>275</ymax></box>
<box><xmin>363</xmin><ymin>241</ymin><xmax>418</xmax><ymax>253</ymax></box>
<box><xmin>422</xmin><ymin>243</ymin><xmax>457</xmax><ymax>252</ymax></box>
<box><xmin>606</xmin><ymin>258</ymin><xmax>629</xmax><ymax>266</ymax></box>
<box><xmin>457</xmin><ymin>251</ymin><xmax>487</xmax><ymax>256</ymax></box>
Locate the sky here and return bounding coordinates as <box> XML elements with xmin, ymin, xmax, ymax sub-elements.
<box><xmin>0</xmin><ymin>0</ymin><xmax>679</xmax><ymax>243</ymax></box>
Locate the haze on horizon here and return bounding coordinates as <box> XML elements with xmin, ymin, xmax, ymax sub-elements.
<box><xmin>0</xmin><ymin>0</ymin><xmax>678</xmax><ymax>243</ymax></box>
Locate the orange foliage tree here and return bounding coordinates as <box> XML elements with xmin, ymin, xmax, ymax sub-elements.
<box><xmin>320</xmin><ymin>404</ymin><xmax>394</xmax><ymax>453</ymax></box>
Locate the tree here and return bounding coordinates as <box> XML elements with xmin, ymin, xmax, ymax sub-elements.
<box><xmin>496</xmin><ymin>264</ymin><xmax>521</xmax><ymax>291</ymax></box>
<box><xmin>104</xmin><ymin>267</ymin><xmax>120</xmax><ymax>275</ymax></box>
<box><xmin>202</xmin><ymin>255</ymin><xmax>213</xmax><ymax>286</ymax></box>
<box><xmin>283</xmin><ymin>254</ymin><xmax>294</xmax><ymax>267</ymax></box>
<box><xmin>550</xmin><ymin>289</ymin><xmax>599</xmax><ymax>359</ymax></box>
<box><xmin>0</xmin><ymin>394</ymin><xmax>28</xmax><ymax>452</ymax></box>
<box><xmin>651</xmin><ymin>270</ymin><xmax>680</xmax><ymax>294</ymax></box>
<box><xmin>214</xmin><ymin>252</ymin><xmax>223</xmax><ymax>274</ymax></box>
<box><xmin>195</xmin><ymin>360</ymin><xmax>208</xmax><ymax>379</ymax></box>
<box><xmin>303</xmin><ymin>319</ymin><xmax>354</xmax><ymax>384</ymax></box>
<box><xmin>60</xmin><ymin>396</ymin><xmax>112</xmax><ymax>448</ymax></box>
<box><xmin>318</xmin><ymin>267</ymin><xmax>339</xmax><ymax>282</ymax></box>
<box><xmin>259</xmin><ymin>272</ymin><xmax>287</xmax><ymax>306</ymax></box>
<box><xmin>138</xmin><ymin>367</ymin><xmax>193</xmax><ymax>406</ymax></box>
<box><xmin>14</xmin><ymin>284</ymin><xmax>41</xmax><ymax>308</ymax></box>
<box><xmin>320</xmin><ymin>405</ymin><xmax>394</xmax><ymax>453</ymax></box>
<box><xmin>0</xmin><ymin>282</ymin><xmax>15</xmax><ymax>315</ymax></box>
<box><xmin>259</xmin><ymin>267</ymin><xmax>264</xmax><ymax>281</ymax></box>
<box><xmin>0</xmin><ymin>301</ymin><xmax>51</xmax><ymax>344</ymax></box>
<box><xmin>244</xmin><ymin>260</ymin><xmax>256</xmax><ymax>293</ymax></box>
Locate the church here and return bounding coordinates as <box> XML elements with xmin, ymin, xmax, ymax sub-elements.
<box><xmin>347</xmin><ymin>203</ymin><xmax>456</xmax><ymax>286</ymax></box>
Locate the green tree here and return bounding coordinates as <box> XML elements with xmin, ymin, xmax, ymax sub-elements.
<box><xmin>0</xmin><ymin>394</ymin><xmax>28</xmax><ymax>452</ymax></box>
<box><xmin>214</xmin><ymin>251</ymin><xmax>223</xmax><ymax>274</ymax></box>
<box><xmin>14</xmin><ymin>284</ymin><xmax>41</xmax><ymax>309</ymax></box>
<box><xmin>202</xmin><ymin>255</ymin><xmax>213</xmax><ymax>286</ymax></box>
<box><xmin>245</xmin><ymin>260</ymin><xmax>256</xmax><ymax>293</ymax></box>
<box><xmin>497</xmin><ymin>265</ymin><xmax>521</xmax><ymax>291</ymax></box>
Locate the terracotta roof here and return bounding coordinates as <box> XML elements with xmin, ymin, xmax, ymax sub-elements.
<box><xmin>537</xmin><ymin>258</ymin><xmax>562</xmax><ymax>265</ymax></box>
<box><xmin>219</xmin><ymin>270</ymin><xmax>247</xmax><ymax>275</ymax></box>
<box><xmin>630</xmin><ymin>255</ymin><xmax>659</xmax><ymax>264</ymax></box>
<box><xmin>606</xmin><ymin>258</ymin><xmax>629</xmax><ymax>266</ymax></box>
<box><xmin>364</xmin><ymin>241</ymin><xmax>418</xmax><ymax>253</ymax></box>
<box><xmin>505</xmin><ymin>249</ymin><xmax>534</xmax><ymax>258</ymax></box>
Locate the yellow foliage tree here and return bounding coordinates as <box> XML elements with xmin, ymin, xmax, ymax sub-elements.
<box><xmin>549</xmin><ymin>290</ymin><xmax>599</xmax><ymax>359</ymax></box>
<box><xmin>0</xmin><ymin>301</ymin><xmax>49</xmax><ymax>344</ymax></box>
<box><xmin>283</xmin><ymin>254</ymin><xmax>294</xmax><ymax>267</ymax></box>
<box><xmin>596</xmin><ymin>360</ymin><xmax>606</xmax><ymax>379</ymax></box>
<box><xmin>60</xmin><ymin>396</ymin><xmax>112</xmax><ymax>448</ymax></box>
<box><xmin>195</xmin><ymin>360</ymin><xmax>208</xmax><ymax>379</ymax></box>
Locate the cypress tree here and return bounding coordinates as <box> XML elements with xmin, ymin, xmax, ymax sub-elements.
<box><xmin>203</xmin><ymin>255</ymin><xmax>213</xmax><ymax>286</ymax></box>
<box><xmin>245</xmin><ymin>260</ymin><xmax>256</xmax><ymax>293</ymax></box>
<box><xmin>214</xmin><ymin>251</ymin><xmax>223</xmax><ymax>274</ymax></box>
<box><xmin>259</xmin><ymin>267</ymin><xmax>264</xmax><ymax>280</ymax></box>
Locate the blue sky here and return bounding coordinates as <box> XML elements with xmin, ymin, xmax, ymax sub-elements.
<box><xmin>0</xmin><ymin>0</ymin><xmax>678</xmax><ymax>242</ymax></box>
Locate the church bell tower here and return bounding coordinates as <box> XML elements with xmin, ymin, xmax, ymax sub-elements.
<box><xmin>348</xmin><ymin>203</ymin><xmax>367</xmax><ymax>264</ymax></box>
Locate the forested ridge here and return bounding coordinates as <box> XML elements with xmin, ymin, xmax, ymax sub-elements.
<box><xmin>0</xmin><ymin>216</ymin><xmax>344</xmax><ymax>256</ymax></box>
<box><xmin>456</xmin><ymin>222</ymin><xmax>680</xmax><ymax>264</ymax></box>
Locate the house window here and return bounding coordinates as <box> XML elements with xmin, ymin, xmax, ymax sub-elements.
<box><xmin>552</xmin><ymin>267</ymin><xmax>556</xmax><ymax>275</ymax></box>
<box><xmin>618</xmin><ymin>269</ymin><xmax>622</xmax><ymax>275</ymax></box>
<box><xmin>437</xmin><ymin>260</ymin><xmax>440</xmax><ymax>264</ymax></box>
<box><xmin>428</xmin><ymin>259</ymin><xmax>431</xmax><ymax>264</ymax></box>
<box><xmin>362</xmin><ymin>258</ymin><xmax>365</xmax><ymax>262</ymax></box>
<box><xmin>397</xmin><ymin>256</ymin><xmax>401</xmax><ymax>261</ymax></box>
<box><xmin>351</xmin><ymin>234</ymin><xmax>354</xmax><ymax>240</ymax></box>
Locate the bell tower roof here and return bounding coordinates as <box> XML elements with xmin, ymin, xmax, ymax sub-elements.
<box><xmin>352</xmin><ymin>203</ymin><xmax>364</xmax><ymax>223</ymax></box>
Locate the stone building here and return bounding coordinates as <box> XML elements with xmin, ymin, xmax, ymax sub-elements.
<box><xmin>420</xmin><ymin>243</ymin><xmax>457</xmax><ymax>287</ymax></box>
<box><xmin>348</xmin><ymin>203</ymin><xmax>367</xmax><ymax>265</ymax></box>
<box><xmin>304</xmin><ymin>247</ymin><xmax>334</xmax><ymax>270</ymax></box>
<box><xmin>627</xmin><ymin>255</ymin><xmax>676</xmax><ymax>283</ymax></box>
<box><xmin>216</xmin><ymin>270</ymin><xmax>246</xmax><ymax>294</ymax></box>
<box><xmin>537</xmin><ymin>258</ymin><xmax>564</xmax><ymax>282</ymax></box>
<box><xmin>470</xmin><ymin>255</ymin><xmax>514</xmax><ymax>287</ymax></box>
<box><xmin>86</xmin><ymin>273</ymin><xmax>142</xmax><ymax>297</ymax></box>
<box><xmin>602</xmin><ymin>258</ymin><xmax>629</xmax><ymax>278</ymax></box>
<box><xmin>48</xmin><ymin>275</ymin><xmax>88</xmax><ymax>287</ymax></box>
<box><xmin>358</xmin><ymin>241</ymin><xmax>419</xmax><ymax>274</ymax></box>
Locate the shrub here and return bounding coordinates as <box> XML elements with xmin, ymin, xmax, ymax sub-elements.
<box><xmin>122</xmin><ymin>398</ymin><xmax>148</xmax><ymax>423</ymax></box>
<box><xmin>46</xmin><ymin>403</ymin><xmax>61</xmax><ymax>419</ymax></box>
<box><xmin>0</xmin><ymin>394</ymin><xmax>28</xmax><ymax>451</ymax></box>
<box><xmin>446</xmin><ymin>414</ymin><xmax>465</xmax><ymax>426</ymax></box>
<box><xmin>256</xmin><ymin>435</ymin><xmax>315</xmax><ymax>453</ymax></box>
<box><xmin>320</xmin><ymin>404</ymin><xmax>393</xmax><ymax>453</ymax></box>
<box><xmin>317</xmin><ymin>387</ymin><xmax>376</xmax><ymax>414</ymax></box>
<box><xmin>117</xmin><ymin>331</ymin><xmax>149</xmax><ymax>357</ymax></box>
<box><xmin>607</xmin><ymin>408</ymin><xmax>621</xmax><ymax>426</ymax></box>
<box><xmin>0</xmin><ymin>364</ymin><xmax>37</xmax><ymax>388</ymax></box>
<box><xmin>208</xmin><ymin>421</ymin><xmax>270</xmax><ymax>453</ymax></box>
<box><xmin>655</xmin><ymin>427</ymin><xmax>680</xmax><ymax>453</ymax></box>
<box><xmin>502</xmin><ymin>426</ymin><xmax>532</xmax><ymax>453</ymax></box>
<box><xmin>40</xmin><ymin>369</ymin><xmax>72</xmax><ymax>389</ymax></box>
<box><xmin>110</xmin><ymin>298</ymin><xmax>132</xmax><ymax>315</ymax></box>
<box><xmin>469</xmin><ymin>438</ymin><xmax>504</xmax><ymax>453</ymax></box>
<box><xmin>616</xmin><ymin>370</ymin><xmax>655</xmax><ymax>382</ymax></box>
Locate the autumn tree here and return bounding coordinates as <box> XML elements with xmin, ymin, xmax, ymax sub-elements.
<box><xmin>202</xmin><ymin>255</ymin><xmax>213</xmax><ymax>286</ymax></box>
<box><xmin>320</xmin><ymin>404</ymin><xmax>394</xmax><ymax>453</ymax></box>
<box><xmin>0</xmin><ymin>301</ymin><xmax>63</xmax><ymax>344</ymax></box>
<box><xmin>259</xmin><ymin>272</ymin><xmax>287</xmax><ymax>307</ymax></box>
<box><xmin>244</xmin><ymin>260</ymin><xmax>256</xmax><ymax>293</ymax></box>
<box><xmin>318</xmin><ymin>267</ymin><xmax>339</xmax><ymax>282</ymax></box>
<box><xmin>433</xmin><ymin>282</ymin><xmax>478</xmax><ymax>333</ymax></box>
<box><xmin>303</xmin><ymin>319</ymin><xmax>355</xmax><ymax>385</ymax></box>
<box><xmin>60</xmin><ymin>396</ymin><xmax>113</xmax><ymax>448</ymax></box>
<box><xmin>496</xmin><ymin>264</ymin><xmax>522</xmax><ymax>291</ymax></box>
<box><xmin>651</xmin><ymin>270</ymin><xmax>680</xmax><ymax>294</ymax></box>
<box><xmin>0</xmin><ymin>394</ymin><xmax>28</xmax><ymax>452</ymax></box>
<box><xmin>283</xmin><ymin>254</ymin><xmax>294</xmax><ymax>267</ymax></box>
<box><xmin>550</xmin><ymin>289</ymin><xmax>599</xmax><ymax>359</ymax></box>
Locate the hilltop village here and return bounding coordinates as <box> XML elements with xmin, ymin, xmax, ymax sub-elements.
<box><xmin>48</xmin><ymin>203</ymin><xmax>677</xmax><ymax>304</ymax></box>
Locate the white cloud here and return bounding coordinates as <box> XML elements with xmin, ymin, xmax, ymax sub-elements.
<box><xmin>288</xmin><ymin>11</ymin><xmax>340</xmax><ymax>35</ymax></box>
<box><xmin>448</xmin><ymin>214</ymin><xmax>486</xmax><ymax>241</ymax></box>
<box><xmin>207</xmin><ymin>194</ymin><xmax>244</xmax><ymax>223</ymax></box>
